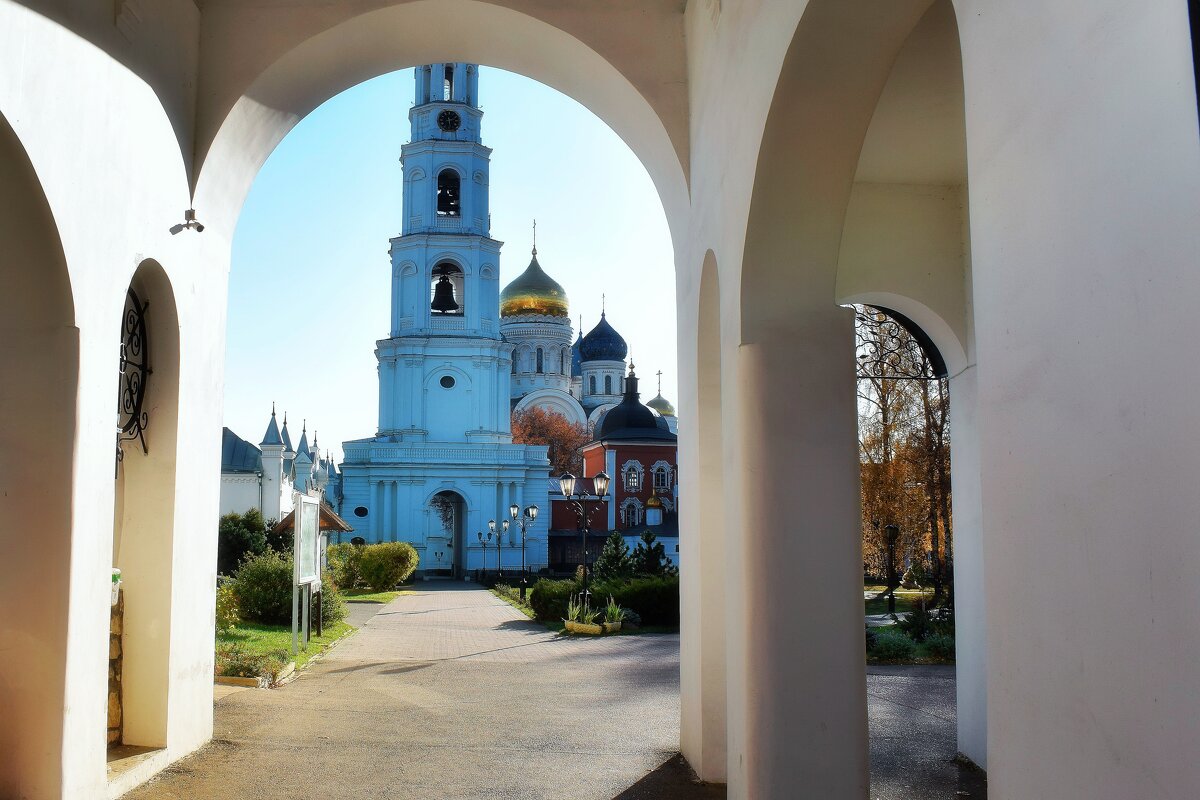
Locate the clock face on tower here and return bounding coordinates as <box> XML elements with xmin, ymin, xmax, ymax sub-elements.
<box><xmin>437</xmin><ymin>109</ymin><xmax>462</xmax><ymax>132</ymax></box>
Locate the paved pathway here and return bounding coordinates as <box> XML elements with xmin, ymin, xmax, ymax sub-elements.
<box><xmin>126</xmin><ymin>584</ymin><xmax>983</xmax><ymax>799</ymax></box>
<box><xmin>127</xmin><ymin>583</ymin><xmax>699</xmax><ymax>800</ymax></box>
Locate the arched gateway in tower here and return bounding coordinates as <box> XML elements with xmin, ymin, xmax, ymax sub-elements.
<box><xmin>340</xmin><ymin>64</ymin><xmax>550</xmax><ymax>576</ymax></box>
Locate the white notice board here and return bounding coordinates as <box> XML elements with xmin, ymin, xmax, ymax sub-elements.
<box><xmin>295</xmin><ymin>494</ymin><xmax>321</xmax><ymax>586</ymax></box>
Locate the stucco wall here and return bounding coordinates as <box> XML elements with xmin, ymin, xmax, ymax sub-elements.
<box><xmin>3</xmin><ymin>1</ymin><xmax>1200</xmax><ymax>798</ymax></box>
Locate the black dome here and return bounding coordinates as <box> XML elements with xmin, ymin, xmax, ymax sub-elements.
<box><xmin>580</xmin><ymin>312</ymin><xmax>628</xmax><ymax>362</ymax></box>
<box><xmin>595</xmin><ymin>368</ymin><xmax>677</xmax><ymax>443</ymax></box>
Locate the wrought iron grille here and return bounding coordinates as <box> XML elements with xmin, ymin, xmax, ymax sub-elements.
<box><xmin>854</xmin><ymin>305</ymin><xmax>946</xmax><ymax>381</ymax></box>
<box><xmin>116</xmin><ymin>288</ymin><xmax>150</xmax><ymax>475</ymax></box>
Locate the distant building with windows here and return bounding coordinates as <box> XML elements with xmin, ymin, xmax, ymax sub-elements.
<box><xmin>547</xmin><ymin>363</ymin><xmax>679</xmax><ymax>572</ymax></box>
<box><xmin>219</xmin><ymin>407</ymin><xmax>340</xmax><ymax>522</ymax></box>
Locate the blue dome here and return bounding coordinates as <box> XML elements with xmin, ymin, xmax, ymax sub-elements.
<box><xmin>580</xmin><ymin>312</ymin><xmax>628</xmax><ymax>362</ymax></box>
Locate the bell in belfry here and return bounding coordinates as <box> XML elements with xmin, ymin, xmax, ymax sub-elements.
<box><xmin>431</xmin><ymin>274</ymin><xmax>459</xmax><ymax>313</ymax></box>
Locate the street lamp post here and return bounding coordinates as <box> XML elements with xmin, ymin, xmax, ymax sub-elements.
<box><xmin>477</xmin><ymin>527</ymin><xmax>496</xmax><ymax>581</ymax></box>
<box><xmin>509</xmin><ymin>504</ymin><xmax>538</xmax><ymax>601</ymax></box>
<box><xmin>885</xmin><ymin>524</ymin><xmax>900</xmax><ymax>618</ymax></box>
<box><xmin>558</xmin><ymin>471</ymin><xmax>611</xmax><ymax>599</ymax></box>
<box><xmin>487</xmin><ymin>519</ymin><xmax>503</xmax><ymax>576</ymax></box>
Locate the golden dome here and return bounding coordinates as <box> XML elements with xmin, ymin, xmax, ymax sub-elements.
<box><xmin>646</xmin><ymin>492</ymin><xmax>663</xmax><ymax>509</ymax></box>
<box><xmin>647</xmin><ymin>393</ymin><xmax>676</xmax><ymax>417</ymax></box>
<box><xmin>500</xmin><ymin>252</ymin><xmax>569</xmax><ymax>318</ymax></box>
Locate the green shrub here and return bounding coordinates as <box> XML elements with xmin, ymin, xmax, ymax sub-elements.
<box><xmin>358</xmin><ymin>542</ymin><xmax>419</xmax><ymax>592</ymax></box>
<box><xmin>216</xmin><ymin>509</ymin><xmax>267</xmax><ymax>576</ymax></box>
<box><xmin>897</xmin><ymin>603</ymin><xmax>934</xmax><ymax>642</ymax></box>
<box><xmin>215</xmin><ymin>582</ymin><xmax>240</xmax><ymax>632</ymax></box>
<box><xmin>865</xmin><ymin>626</ymin><xmax>877</xmax><ymax>651</ymax></box>
<box><xmin>871</xmin><ymin>631</ymin><xmax>917</xmax><ymax>662</ymax></box>
<box><xmin>590</xmin><ymin>575</ymin><xmax>680</xmax><ymax>626</ymax></box>
<box><xmin>314</xmin><ymin>571</ymin><xmax>347</xmax><ymax>625</ymax></box>
<box><xmin>230</xmin><ymin>552</ymin><xmax>348</xmax><ymax>627</ymax></box>
<box><xmin>230</xmin><ymin>549</ymin><xmax>293</xmax><ymax>624</ymax></box>
<box><xmin>326</xmin><ymin>542</ymin><xmax>363</xmax><ymax>589</ymax></box>
<box><xmin>529</xmin><ymin>578</ymin><xmax>578</xmax><ymax>621</ymax></box>
<box><xmin>925</xmin><ymin>633</ymin><xmax>955</xmax><ymax>661</ymax></box>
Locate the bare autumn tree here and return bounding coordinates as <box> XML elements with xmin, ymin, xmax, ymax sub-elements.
<box><xmin>855</xmin><ymin>306</ymin><xmax>952</xmax><ymax>605</ymax></box>
<box><xmin>511</xmin><ymin>406</ymin><xmax>590</xmax><ymax>476</ymax></box>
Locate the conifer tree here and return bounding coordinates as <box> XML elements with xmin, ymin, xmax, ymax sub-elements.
<box><xmin>631</xmin><ymin>530</ymin><xmax>676</xmax><ymax>577</ymax></box>
<box><xmin>592</xmin><ymin>530</ymin><xmax>633</xmax><ymax>581</ymax></box>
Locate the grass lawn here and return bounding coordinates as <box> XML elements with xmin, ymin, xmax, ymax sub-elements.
<box><xmin>864</xmin><ymin>589</ymin><xmax>934</xmax><ymax>616</ymax></box>
<box><xmin>342</xmin><ymin>588</ymin><xmax>410</xmax><ymax>604</ymax></box>
<box><xmin>216</xmin><ymin>620</ymin><xmax>354</xmax><ymax>680</ymax></box>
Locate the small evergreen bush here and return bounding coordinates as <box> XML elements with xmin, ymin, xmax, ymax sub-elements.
<box><xmin>592</xmin><ymin>531</ymin><xmax>633</xmax><ymax>582</ymax></box>
<box><xmin>230</xmin><ymin>549</ymin><xmax>293</xmax><ymax>624</ymax></box>
<box><xmin>871</xmin><ymin>631</ymin><xmax>917</xmax><ymax>662</ymax></box>
<box><xmin>925</xmin><ymin>633</ymin><xmax>955</xmax><ymax>661</ymax></box>
<box><xmin>528</xmin><ymin>578</ymin><xmax>578</xmax><ymax>621</ymax></box>
<box><xmin>326</xmin><ymin>542</ymin><xmax>363</xmax><ymax>589</ymax></box>
<box><xmin>865</xmin><ymin>626</ymin><xmax>877</xmax><ymax>652</ymax></box>
<box><xmin>216</xmin><ymin>509</ymin><xmax>267</xmax><ymax>576</ymax></box>
<box><xmin>358</xmin><ymin>542</ymin><xmax>419</xmax><ymax>591</ymax></box>
<box><xmin>631</xmin><ymin>531</ymin><xmax>677</xmax><ymax>577</ymax></box>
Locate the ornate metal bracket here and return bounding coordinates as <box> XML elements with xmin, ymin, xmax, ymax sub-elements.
<box><xmin>854</xmin><ymin>305</ymin><xmax>947</xmax><ymax>381</ymax></box>
<box><xmin>116</xmin><ymin>289</ymin><xmax>151</xmax><ymax>476</ymax></box>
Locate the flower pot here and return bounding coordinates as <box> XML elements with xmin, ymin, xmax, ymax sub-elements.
<box><xmin>564</xmin><ymin>620</ymin><xmax>604</xmax><ymax>635</ymax></box>
<box><xmin>601</xmin><ymin>621</ymin><xmax>622</xmax><ymax>634</ymax></box>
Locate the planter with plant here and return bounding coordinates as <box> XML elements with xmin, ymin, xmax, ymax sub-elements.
<box><xmin>601</xmin><ymin>595</ymin><xmax>623</xmax><ymax>633</ymax></box>
<box><xmin>563</xmin><ymin>593</ymin><xmax>603</xmax><ymax>635</ymax></box>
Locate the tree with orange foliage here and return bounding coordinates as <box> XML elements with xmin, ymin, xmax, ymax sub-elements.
<box><xmin>511</xmin><ymin>407</ymin><xmax>590</xmax><ymax>476</ymax></box>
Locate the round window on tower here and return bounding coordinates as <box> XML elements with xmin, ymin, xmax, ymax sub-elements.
<box><xmin>440</xmin><ymin>375</ymin><xmax>456</xmax><ymax>389</ymax></box>
<box><xmin>354</xmin><ymin>506</ymin><xmax>369</xmax><ymax>518</ymax></box>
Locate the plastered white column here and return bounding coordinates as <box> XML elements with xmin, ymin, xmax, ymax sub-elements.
<box><xmin>948</xmin><ymin>365</ymin><xmax>985</xmax><ymax>767</ymax></box>
<box><xmin>957</xmin><ymin>1</ymin><xmax>1200</xmax><ymax>795</ymax></box>
<box><xmin>730</xmin><ymin>309</ymin><xmax>868</xmax><ymax>799</ymax></box>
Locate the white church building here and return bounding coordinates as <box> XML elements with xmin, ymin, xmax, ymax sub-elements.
<box><xmin>219</xmin><ymin>408</ymin><xmax>339</xmax><ymax>521</ymax></box>
<box><xmin>339</xmin><ymin>63</ymin><xmax>552</xmax><ymax>576</ymax></box>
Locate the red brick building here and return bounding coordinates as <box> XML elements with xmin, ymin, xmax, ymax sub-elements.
<box><xmin>547</xmin><ymin>367</ymin><xmax>678</xmax><ymax>572</ymax></box>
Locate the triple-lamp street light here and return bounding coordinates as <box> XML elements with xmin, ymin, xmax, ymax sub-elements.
<box><xmin>557</xmin><ymin>471</ymin><xmax>611</xmax><ymax>598</ymax></box>
<box><xmin>508</xmin><ymin>503</ymin><xmax>539</xmax><ymax>600</ymax></box>
<box><xmin>478</xmin><ymin>519</ymin><xmax>509</xmax><ymax>578</ymax></box>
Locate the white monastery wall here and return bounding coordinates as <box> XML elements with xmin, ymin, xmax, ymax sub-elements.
<box><xmin>2</xmin><ymin>0</ymin><xmax>1199</xmax><ymax>798</ymax></box>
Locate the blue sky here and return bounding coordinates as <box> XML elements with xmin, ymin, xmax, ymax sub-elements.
<box><xmin>224</xmin><ymin>67</ymin><xmax>676</xmax><ymax>461</ymax></box>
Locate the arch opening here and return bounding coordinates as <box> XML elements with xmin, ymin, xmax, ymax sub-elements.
<box><xmin>0</xmin><ymin>106</ymin><xmax>78</xmax><ymax>799</ymax></box>
<box><xmin>734</xmin><ymin>0</ymin><xmax>980</xmax><ymax>794</ymax></box>
<box><xmin>110</xmin><ymin>259</ymin><xmax>181</xmax><ymax>752</ymax></box>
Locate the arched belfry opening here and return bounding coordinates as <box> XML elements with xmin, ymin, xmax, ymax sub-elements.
<box><xmin>437</xmin><ymin>169</ymin><xmax>461</xmax><ymax>216</ymax></box>
<box><xmin>431</xmin><ymin>262</ymin><xmax>464</xmax><ymax>316</ymax></box>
